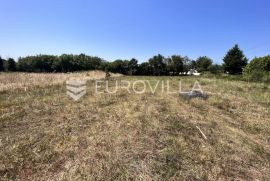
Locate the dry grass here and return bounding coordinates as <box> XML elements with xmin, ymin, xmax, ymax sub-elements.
<box><xmin>0</xmin><ymin>71</ymin><xmax>121</xmax><ymax>92</ymax></box>
<box><xmin>0</xmin><ymin>74</ymin><xmax>269</xmax><ymax>180</ymax></box>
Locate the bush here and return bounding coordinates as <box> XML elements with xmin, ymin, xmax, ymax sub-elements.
<box><xmin>244</xmin><ymin>71</ymin><xmax>270</xmax><ymax>83</ymax></box>
<box><xmin>244</xmin><ymin>56</ymin><xmax>270</xmax><ymax>82</ymax></box>
<box><xmin>209</xmin><ymin>64</ymin><xmax>223</xmax><ymax>74</ymax></box>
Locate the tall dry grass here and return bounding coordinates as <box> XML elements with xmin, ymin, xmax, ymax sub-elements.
<box><xmin>0</xmin><ymin>75</ymin><xmax>269</xmax><ymax>180</ymax></box>
<box><xmin>0</xmin><ymin>71</ymin><xmax>121</xmax><ymax>92</ymax></box>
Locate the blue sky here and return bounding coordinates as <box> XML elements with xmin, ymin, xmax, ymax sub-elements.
<box><xmin>1</xmin><ymin>0</ymin><xmax>270</xmax><ymax>63</ymax></box>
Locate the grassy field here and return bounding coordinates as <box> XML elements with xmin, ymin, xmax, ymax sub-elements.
<box><xmin>0</xmin><ymin>71</ymin><xmax>121</xmax><ymax>92</ymax></box>
<box><xmin>0</xmin><ymin>72</ymin><xmax>269</xmax><ymax>180</ymax></box>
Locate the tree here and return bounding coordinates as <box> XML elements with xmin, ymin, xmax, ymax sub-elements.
<box><xmin>244</xmin><ymin>55</ymin><xmax>270</xmax><ymax>82</ymax></box>
<box><xmin>223</xmin><ymin>44</ymin><xmax>248</xmax><ymax>74</ymax></box>
<box><xmin>108</xmin><ymin>59</ymin><xmax>129</xmax><ymax>74</ymax></box>
<box><xmin>244</xmin><ymin>55</ymin><xmax>270</xmax><ymax>73</ymax></box>
<box><xmin>167</xmin><ymin>55</ymin><xmax>184</xmax><ymax>75</ymax></box>
<box><xmin>16</xmin><ymin>54</ymin><xmax>106</xmax><ymax>73</ymax></box>
<box><xmin>137</xmin><ymin>62</ymin><xmax>152</xmax><ymax>75</ymax></box>
<box><xmin>0</xmin><ymin>57</ymin><xmax>4</xmax><ymax>71</ymax></box>
<box><xmin>196</xmin><ymin>56</ymin><xmax>213</xmax><ymax>72</ymax></box>
<box><xmin>7</xmin><ymin>58</ymin><xmax>16</xmax><ymax>71</ymax></box>
<box><xmin>148</xmin><ymin>54</ymin><xmax>166</xmax><ymax>76</ymax></box>
<box><xmin>209</xmin><ymin>64</ymin><xmax>223</xmax><ymax>74</ymax></box>
<box><xmin>128</xmin><ymin>58</ymin><xmax>138</xmax><ymax>75</ymax></box>
<box><xmin>59</xmin><ymin>54</ymin><xmax>74</xmax><ymax>72</ymax></box>
<box><xmin>189</xmin><ymin>60</ymin><xmax>197</xmax><ymax>69</ymax></box>
<box><xmin>182</xmin><ymin>56</ymin><xmax>193</xmax><ymax>74</ymax></box>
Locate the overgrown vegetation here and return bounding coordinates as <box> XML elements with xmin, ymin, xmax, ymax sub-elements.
<box><xmin>0</xmin><ymin>73</ymin><xmax>269</xmax><ymax>180</ymax></box>
<box><xmin>0</xmin><ymin>44</ymin><xmax>269</xmax><ymax>81</ymax></box>
<box><xmin>243</xmin><ymin>55</ymin><xmax>270</xmax><ymax>82</ymax></box>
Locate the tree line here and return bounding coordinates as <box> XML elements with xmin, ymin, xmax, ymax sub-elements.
<box><xmin>0</xmin><ymin>54</ymin><xmax>222</xmax><ymax>75</ymax></box>
<box><xmin>0</xmin><ymin>45</ymin><xmax>269</xmax><ymax>81</ymax></box>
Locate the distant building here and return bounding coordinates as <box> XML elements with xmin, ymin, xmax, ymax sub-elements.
<box><xmin>187</xmin><ymin>69</ymin><xmax>201</xmax><ymax>76</ymax></box>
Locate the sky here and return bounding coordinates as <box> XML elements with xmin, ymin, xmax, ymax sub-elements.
<box><xmin>1</xmin><ymin>0</ymin><xmax>270</xmax><ymax>63</ymax></box>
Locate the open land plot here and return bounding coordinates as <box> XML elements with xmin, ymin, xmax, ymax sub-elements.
<box><xmin>0</xmin><ymin>73</ymin><xmax>269</xmax><ymax>180</ymax></box>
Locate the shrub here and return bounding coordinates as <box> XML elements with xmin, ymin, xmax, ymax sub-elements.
<box><xmin>209</xmin><ymin>64</ymin><xmax>223</xmax><ymax>74</ymax></box>
<box><xmin>244</xmin><ymin>56</ymin><xmax>270</xmax><ymax>82</ymax></box>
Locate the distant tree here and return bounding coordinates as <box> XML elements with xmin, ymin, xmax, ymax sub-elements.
<box><xmin>245</xmin><ymin>55</ymin><xmax>270</xmax><ymax>73</ymax></box>
<box><xmin>51</xmin><ymin>57</ymin><xmax>61</xmax><ymax>72</ymax></box>
<box><xmin>137</xmin><ymin>62</ymin><xmax>152</xmax><ymax>75</ymax></box>
<box><xmin>7</xmin><ymin>58</ymin><xmax>16</xmax><ymax>71</ymax></box>
<box><xmin>17</xmin><ymin>55</ymin><xmax>57</xmax><ymax>72</ymax></box>
<box><xmin>167</xmin><ymin>55</ymin><xmax>184</xmax><ymax>75</ymax></box>
<box><xmin>59</xmin><ymin>54</ymin><xmax>74</xmax><ymax>72</ymax></box>
<box><xmin>196</xmin><ymin>56</ymin><xmax>213</xmax><ymax>72</ymax></box>
<box><xmin>99</xmin><ymin>61</ymin><xmax>110</xmax><ymax>72</ymax></box>
<box><xmin>36</xmin><ymin>55</ymin><xmax>55</xmax><ymax>72</ymax></box>
<box><xmin>75</xmin><ymin>54</ymin><xmax>102</xmax><ymax>71</ymax></box>
<box><xmin>243</xmin><ymin>55</ymin><xmax>270</xmax><ymax>82</ymax></box>
<box><xmin>128</xmin><ymin>58</ymin><xmax>138</xmax><ymax>75</ymax></box>
<box><xmin>0</xmin><ymin>57</ymin><xmax>4</xmax><ymax>71</ymax></box>
<box><xmin>209</xmin><ymin>64</ymin><xmax>223</xmax><ymax>74</ymax></box>
<box><xmin>108</xmin><ymin>59</ymin><xmax>129</xmax><ymax>74</ymax></box>
<box><xmin>182</xmin><ymin>56</ymin><xmax>193</xmax><ymax>74</ymax></box>
<box><xmin>89</xmin><ymin>56</ymin><xmax>103</xmax><ymax>70</ymax></box>
<box><xmin>17</xmin><ymin>54</ymin><xmax>105</xmax><ymax>73</ymax></box>
<box><xmin>223</xmin><ymin>45</ymin><xmax>248</xmax><ymax>74</ymax></box>
<box><xmin>190</xmin><ymin>60</ymin><xmax>197</xmax><ymax>69</ymax></box>
<box><xmin>149</xmin><ymin>54</ymin><xmax>166</xmax><ymax>75</ymax></box>
<box><xmin>109</xmin><ymin>59</ymin><xmax>121</xmax><ymax>74</ymax></box>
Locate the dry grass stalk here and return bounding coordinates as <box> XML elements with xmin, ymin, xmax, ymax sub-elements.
<box><xmin>0</xmin><ymin>71</ymin><xmax>122</xmax><ymax>92</ymax></box>
<box><xmin>0</xmin><ymin>75</ymin><xmax>269</xmax><ymax>180</ymax></box>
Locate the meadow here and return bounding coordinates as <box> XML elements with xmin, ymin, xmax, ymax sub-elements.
<box><xmin>0</xmin><ymin>71</ymin><xmax>269</xmax><ymax>180</ymax></box>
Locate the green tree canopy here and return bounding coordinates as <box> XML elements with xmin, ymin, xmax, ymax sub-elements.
<box><xmin>166</xmin><ymin>55</ymin><xmax>184</xmax><ymax>75</ymax></box>
<box><xmin>223</xmin><ymin>44</ymin><xmax>248</xmax><ymax>74</ymax></box>
<box><xmin>244</xmin><ymin>55</ymin><xmax>270</xmax><ymax>73</ymax></box>
<box><xmin>137</xmin><ymin>62</ymin><xmax>152</xmax><ymax>75</ymax></box>
<box><xmin>148</xmin><ymin>54</ymin><xmax>166</xmax><ymax>75</ymax></box>
<box><xmin>128</xmin><ymin>58</ymin><xmax>138</xmax><ymax>75</ymax></box>
<box><xmin>0</xmin><ymin>57</ymin><xmax>4</xmax><ymax>71</ymax></box>
<box><xmin>209</xmin><ymin>64</ymin><xmax>223</xmax><ymax>74</ymax></box>
<box><xmin>243</xmin><ymin>55</ymin><xmax>270</xmax><ymax>82</ymax></box>
<box><xmin>196</xmin><ymin>56</ymin><xmax>213</xmax><ymax>72</ymax></box>
<box><xmin>17</xmin><ymin>54</ymin><xmax>103</xmax><ymax>72</ymax></box>
<box><xmin>7</xmin><ymin>58</ymin><xmax>16</xmax><ymax>71</ymax></box>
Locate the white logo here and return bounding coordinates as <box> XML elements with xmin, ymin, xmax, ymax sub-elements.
<box><xmin>66</xmin><ymin>80</ymin><xmax>87</xmax><ymax>101</ymax></box>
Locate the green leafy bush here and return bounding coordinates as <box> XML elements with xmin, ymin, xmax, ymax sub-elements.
<box><xmin>244</xmin><ymin>56</ymin><xmax>270</xmax><ymax>82</ymax></box>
